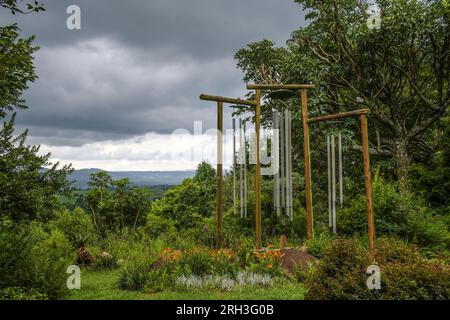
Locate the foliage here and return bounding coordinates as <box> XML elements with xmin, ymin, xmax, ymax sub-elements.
<box><xmin>175</xmin><ymin>272</ymin><xmax>274</xmax><ymax>292</ymax></box>
<box><xmin>0</xmin><ymin>0</ymin><xmax>45</xmax><ymax>15</ymax></box>
<box><xmin>250</xmin><ymin>249</ymin><xmax>284</xmax><ymax>277</ymax></box>
<box><xmin>0</xmin><ymin>25</ymin><xmax>38</xmax><ymax>117</ymax></box>
<box><xmin>339</xmin><ymin>171</ymin><xmax>450</xmax><ymax>252</ymax></box>
<box><xmin>305</xmin><ymin>238</ymin><xmax>450</xmax><ymax>300</ymax></box>
<box><xmin>406</xmin><ymin>208</ymin><xmax>450</xmax><ymax>253</ymax></box>
<box><xmin>145</xmin><ymin>212</ymin><xmax>176</xmax><ymax>239</ymax></box>
<box><xmin>304</xmin><ymin>231</ymin><xmax>334</xmax><ymax>258</ymax></box>
<box><xmin>291</xmin><ymin>0</ymin><xmax>450</xmax><ymax>186</ymax></box>
<box><xmin>85</xmin><ymin>172</ymin><xmax>152</xmax><ymax>236</ymax></box>
<box><xmin>0</xmin><ymin>114</ymin><xmax>73</xmax><ymax>222</ymax></box>
<box><xmin>0</xmin><ymin>287</ymin><xmax>47</xmax><ymax>300</ymax></box>
<box><xmin>149</xmin><ymin>162</ymin><xmax>215</xmax><ymax>230</ymax></box>
<box><xmin>0</xmin><ymin>220</ymin><xmax>74</xmax><ymax>299</ymax></box>
<box><xmin>339</xmin><ymin>172</ymin><xmax>409</xmax><ymax>236</ymax></box>
<box><xmin>410</xmin><ymin>116</ymin><xmax>450</xmax><ymax>210</ymax></box>
<box><xmin>49</xmin><ymin>207</ymin><xmax>96</xmax><ymax>249</ymax></box>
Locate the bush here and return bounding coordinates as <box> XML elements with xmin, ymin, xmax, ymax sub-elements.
<box><xmin>0</xmin><ymin>287</ymin><xmax>48</xmax><ymax>300</ymax></box>
<box><xmin>91</xmin><ymin>252</ymin><xmax>117</xmax><ymax>271</ymax></box>
<box><xmin>304</xmin><ymin>231</ymin><xmax>334</xmax><ymax>258</ymax></box>
<box><xmin>145</xmin><ymin>213</ymin><xmax>176</xmax><ymax>239</ymax></box>
<box><xmin>49</xmin><ymin>207</ymin><xmax>96</xmax><ymax>249</ymax></box>
<box><xmin>305</xmin><ymin>238</ymin><xmax>450</xmax><ymax>300</ymax></box>
<box><xmin>0</xmin><ymin>220</ymin><xmax>75</xmax><ymax>300</ymax></box>
<box><xmin>339</xmin><ymin>172</ymin><xmax>450</xmax><ymax>252</ymax></box>
<box><xmin>406</xmin><ymin>208</ymin><xmax>450</xmax><ymax>253</ymax></box>
<box><xmin>118</xmin><ymin>239</ymin><xmax>162</xmax><ymax>291</ymax></box>
<box><xmin>178</xmin><ymin>248</ymin><xmax>214</xmax><ymax>276</ymax></box>
<box><xmin>339</xmin><ymin>172</ymin><xmax>409</xmax><ymax>236</ymax></box>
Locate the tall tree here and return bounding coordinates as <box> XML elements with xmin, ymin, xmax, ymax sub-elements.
<box><xmin>290</xmin><ymin>0</ymin><xmax>450</xmax><ymax>188</ymax></box>
<box><xmin>0</xmin><ymin>114</ymin><xmax>73</xmax><ymax>222</ymax></box>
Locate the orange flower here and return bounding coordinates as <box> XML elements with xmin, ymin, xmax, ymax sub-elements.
<box><xmin>267</xmin><ymin>264</ymin><xmax>273</xmax><ymax>269</ymax></box>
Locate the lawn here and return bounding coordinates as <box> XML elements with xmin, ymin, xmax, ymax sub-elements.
<box><xmin>67</xmin><ymin>270</ymin><xmax>306</xmax><ymax>300</ymax></box>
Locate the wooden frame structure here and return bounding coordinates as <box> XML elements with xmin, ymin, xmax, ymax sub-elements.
<box><xmin>200</xmin><ymin>85</ymin><xmax>375</xmax><ymax>251</ymax></box>
<box><xmin>247</xmin><ymin>84</ymin><xmax>375</xmax><ymax>251</ymax></box>
<box><xmin>199</xmin><ymin>94</ymin><xmax>257</xmax><ymax>247</ymax></box>
<box><xmin>247</xmin><ymin>84</ymin><xmax>316</xmax><ymax>243</ymax></box>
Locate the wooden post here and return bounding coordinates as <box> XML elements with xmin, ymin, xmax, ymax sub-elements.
<box><xmin>361</xmin><ymin>114</ymin><xmax>375</xmax><ymax>250</ymax></box>
<box><xmin>255</xmin><ymin>89</ymin><xmax>262</xmax><ymax>249</ymax></box>
<box><xmin>301</xmin><ymin>89</ymin><xmax>314</xmax><ymax>240</ymax></box>
<box><xmin>216</xmin><ymin>101</ymin><xmax>223</xmax><ymax>247</ymax></box>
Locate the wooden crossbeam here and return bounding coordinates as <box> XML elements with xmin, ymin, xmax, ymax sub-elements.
<box><xmin>199</xmin><ymin>94</ymin><xmax>256</xmax><ymax>107</ymax></box>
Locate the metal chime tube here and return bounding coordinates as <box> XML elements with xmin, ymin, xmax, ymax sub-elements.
<box><xmin>273</xmin><ymin>110</ymin><xmax>281</xmax><ymax>217</ymax></box>
<box><xmin>279</xmin><ymin>111</ymin><xmax>286</xmax><ymax>224</ymax></box>
<box><xmin>233</xmin><ymin>117</ymin><xmax>237</xmax><ymax>216</ymax></box>
<box><xmin>243</xmin><ymin>121</ymin><xmax>248</xmax><ymax>218</ymax></box>
<box><xmin>239</xmin><ymin>119</ymin><xmax>244</xmax><ymax>218</ymax></box>
<box><xmin>338</xmin><ymin>133</ymin><xmax>343</xmax><ymax>208</ymax></box>
<box><xmin>288</xmin><ymin>110</ymin><xmax>294</xmax><ymax>221</ymax></box>
<box><xmin>285</xmin><ymin>109</ymin><xmax>292</xmax><ymax>221</ymax></box>
<box><xmin>284</xmin><ymin>109</ymin><xmax>289</xmax><ymax>220</ymax></box>
<box><xmin>331</xmin><ymin>134</ymin><xmax>337</xmax><ymax>234</ymax></box>
<box><xmin>327</xmin><ymin>135</ymin><xmax>332</xmax><ymax>228</ymax></box>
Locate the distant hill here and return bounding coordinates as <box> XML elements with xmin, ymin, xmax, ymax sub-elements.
<box><xmin>69</xmin><ymin>168</ymin><xmax>195</xmax><ymax>189</ymax></box>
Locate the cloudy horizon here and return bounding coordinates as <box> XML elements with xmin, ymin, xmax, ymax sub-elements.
<box><xmin>1</xmin><ymin>0</ymin><xmax>308</xmax><ymax>171</ymax></box>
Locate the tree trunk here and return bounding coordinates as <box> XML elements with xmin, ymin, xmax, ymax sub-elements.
<box><xmin>393</xmin><ymin>137</ymin><xmax>411</xmax><ymax>192</ymax></box>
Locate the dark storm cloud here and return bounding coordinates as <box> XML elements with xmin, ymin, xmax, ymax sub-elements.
<box><xmin>1</xmin><ymin>0</ymin><xmax>307</xmax><ymax>146</ymax></box>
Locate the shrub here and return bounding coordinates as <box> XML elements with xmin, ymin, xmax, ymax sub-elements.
<box><xmin>406</xmin><ymin>208</ymin><xmax>450</xmax><ymax>253</ymax></box>
<box><xmin>339</xmin><ymin>173</ymin><xmax>409</xmax><ymax>236</ymax></box>
<box><xmin>30</xmin><ymin>229</ymin><xmax>75</xmax><ymax>299</ymax></box>
<box><xmin>91</xmin><ymin>252</ymin><xmax>117</xmax><ymax>271</ymax></box>
<box><xmin>0</xmin><ymin>287</ymin><xmax>48</xmax><ymax>300</ymax></box>
<box><xmin>119</xmin><ymin>250</ymin><xmax>153</xmax><ymax>291</ymax></box>
<box><xmin>0</xmin><ymin>221</ymin><xmax>75</xmax><ymax>300</ymax></box>
<box><xmin>304</xmin><ymin>238</ymin><xmax>450</xmax><ymax>300</ymax></box>
<box><xmin>339</xmin><ymin>172</ymin><xmax>450</xmax><ymax>252</ymax></box>
<box><xmin>49</xmin><ymin>207</ymin><xmax>96</xmax><ymax>249</ymax></box>
<box><xmin>175</xmin><ymin>272</ymin><xmax>274</xmax><ymax>292</ymax></box>
<box><xmin>178</xmin><ymin>248</ymin><xmax>214</xmax><ymax>276</ymax></box>
<box><xmin>145</xmin><ymin>213</ymin><xmax>176</xmax><ymax>239</ymax></box>
<box><xmin>304</xmin><ymin>231</ymin><xmax>334</xmax><ymax>258</ymax></box>
<box><xmin>118</xmin><ymin>239</ymin><xmax>162</xmax><ymax>291</ymax></box>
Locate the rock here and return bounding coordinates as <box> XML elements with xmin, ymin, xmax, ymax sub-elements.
<box><xmin>280</xmin><ymin>248</ymin><xmax>318</xmax><ymax>275</ymax></box>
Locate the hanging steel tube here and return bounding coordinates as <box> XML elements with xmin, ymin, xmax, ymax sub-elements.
<box><xmin>283</xmin><ymin>109</ymin><xmax>291</xmax><ymax>221</ymax></box>
<box><xmin>339</xmin><ymin>133</ymin><xmax>343</xmax><ymax>208</ymax></box>
<box><xmin>288</xmin><ymin>110</ymin><xmax>294</xmax><ymax>221</ymax></box>
<box><xmin>243</xmin><ymin>120</ymin><xmax>248</xmax><ymax>218</ymax></box>
<box><xmin>332</xmin><ymin>134</ymin><xmax>337</xmax><ymax>234</ymax></box>
<box><xmin>273</xmin><ymin>110</ymin><xmax>281</xmax><ymax>216</ymax></box>
<box><xmin>233</xmin><ymin>117</ymin><xmax>237</xmax><ymax>216</ymax></box>
<box><xmin>239</xmin><ymin>119</ymin><xmax>244</xmax><ymax>218</ymax></box>
<box><xmin>279</xmin><ymin>111</ymin><xmax>286</xmax><ymax>224</ymax></box>
<box><xmin>327</xmin><ymin>135</ymin><xmax>332</xmax><ymax>228</ymax></box>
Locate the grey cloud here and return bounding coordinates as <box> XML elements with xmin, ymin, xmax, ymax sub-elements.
<box><xmin>1</xmin><ymin>0</ymin><xmax>307</xmax><ymax>147</ymax></box>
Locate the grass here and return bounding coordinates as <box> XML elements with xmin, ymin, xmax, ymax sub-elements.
<box><xmin>67</xmin><ymin>269</ymin><xmax>306</xmax><ymax>300</ymax></box>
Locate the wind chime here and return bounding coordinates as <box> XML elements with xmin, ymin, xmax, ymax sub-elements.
<box><xmin>327</xmin><ymin>133</ymin><xmax>344</xmax><ymax>233</ymax></box>
<box><xmin>232</xmin><ymin>110</ymin><xmax>248</xmax><ymax>218</ymax></box>
<box><xmin>272</xmin><ymin>108</ymin><xmax>294</xmax><ymax>223</ymax></box>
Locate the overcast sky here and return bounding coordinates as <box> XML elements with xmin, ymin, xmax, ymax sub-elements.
<box><xmin>1</xmin><ymin>0</ymin><xmax>307</xmax><ymax>171</ymax></box>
